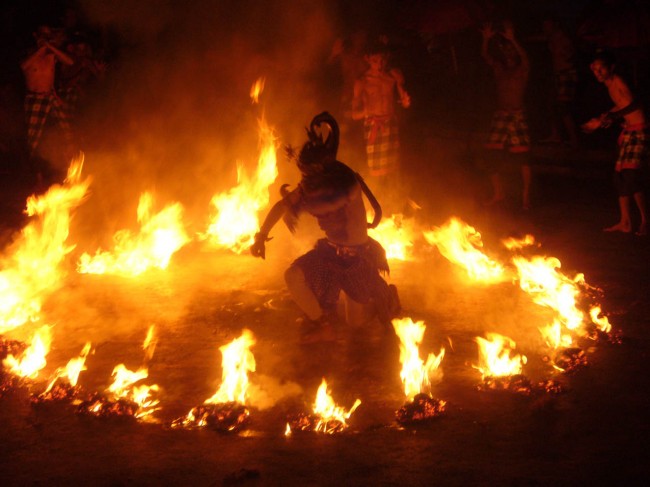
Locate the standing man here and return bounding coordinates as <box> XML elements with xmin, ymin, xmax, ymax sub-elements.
<box><xmin>349</xmin><ymin>42</ymin><xmax>410</xmax><ymax>198</ymax></box>
<box><xmin>21</xmin><ymin>25</ymin><xmax>75</xmax><ymax>163</ymax></box>
<box><xmin>481</xmin><ymin>22</ymin><xmax>532</xmax><ymax>210</ymax></box>
<box><xmin>582</xmin><ymin>51</ymin><xmax>647</xmax><ymax>236</ymax></box>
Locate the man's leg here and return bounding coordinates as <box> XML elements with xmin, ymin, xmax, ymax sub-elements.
<box><xmin>284</xmin><ymin>265</ymin><xmax>322</xmax><ymax>320</ymax></box>
<box><xmin>604</xmin><ymin>196</ymin><xmax>632</xmax><ymax>232</ymax></box>
<box><xmin>633</xmin><ymin>191</ymin><xmax>647</xmax><ymax>235</ymax></box>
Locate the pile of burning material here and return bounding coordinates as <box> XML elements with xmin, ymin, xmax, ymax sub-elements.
<box><xmin>0</xmin><ymin>337</ymin><xmax>25</xmax><ymax>360</ymax></box>
<box><xmin>171</xmin><ymin>330</ymin><xmax>255</xmax><ymax>432</ymax></box>
<box><xmin>473</xmin><ymin>333</ymin><xmax>529</xmax><ymax>394</ymax></box>
<box><xmin>392</xmin><ymin>317</ymin><xmax>446</xmax><ymax>425</ymax></box>
<box><xmin>550</xmin><ymin>348</ymin><xmax>588</xmax><ymax>373</ymax></box>
<box><xmin>396</xmin><ymin>393</ymin><xmax>446</xmax><ymax>424</ymax></box>
<box><xmin>286</xmin><ymin>378</ymin><xmax>361</xmax><ymax>435</ymax></box>
<box><xmin>32</xmin><ymin>342</ymin><xmax>91</xmax><ymax>404</ymax></box>
<box><xmin>1</xmin><ymin>325</ymin><xmax>52</xmax><ymax>394</ymax></box>
<box><xmin>78</xmin><ymin>328</ymin><xmax>160</xmax><ymax>421</ymax></box>
<box><xmin>536</xmin><ymin>379</ymin><xmax>566</xmax><ymax>394</ymax></box>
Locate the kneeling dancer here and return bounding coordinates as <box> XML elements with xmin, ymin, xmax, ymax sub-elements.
<box><xmin>250</xmin><ymin>112</ymin><xmax>400</xmax><ymax>335</ymax></box>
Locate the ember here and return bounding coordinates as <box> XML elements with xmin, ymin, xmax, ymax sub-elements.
<box><xmin>477</xmin><ymin>374</ymin><xmax>532</xmax><ymax>395</ymax></box>
<box><xmin>170</xmin><ymin>402</ymin><xmax>250</xmax><ymax>432</ymax></box>
<box><xmin>33</xmin><ymin>382</ymin><xmax>83</xmax><ymax>404</ymax></box>
<box><xmin>0</xmin><ymin>337</ymin><xmax>25</xmax><ymax>360</ymax></box>
<box><xmin>552</xmin><ymin>348</ymin><xmax>588</xmax><ymax>373</ymax></box>
<box><xmin>396</xmin><ymin>393</ymin><xmax>446</xmax><ymax>425</ymax></box>
<box><xmin>77</xmin><ymin>393</ymin><xmax>140</xmax><ymax>419</ymax></box>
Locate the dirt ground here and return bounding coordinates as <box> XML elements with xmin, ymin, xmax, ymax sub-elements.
<box><xmin>1</xmin><ymin>158</ymin><xmax>650</xmax><ymax>487</ymax></box>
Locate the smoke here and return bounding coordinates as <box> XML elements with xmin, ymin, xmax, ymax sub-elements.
<box><xmin>70</xmin><ymin>0</ymin><xmax>340</xmax><ymax>248</ymax></box>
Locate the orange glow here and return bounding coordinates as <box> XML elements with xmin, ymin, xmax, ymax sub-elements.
<box><xmin>368</xmin><ymin>213</ymin><xmax>416</xmax><ymax>261</ymax></box>
<box><xmin>312</xmin><ymin>378</ymin><xmax>361</xmax><ymax>433</ymax></box>
<box><xmin>203</xmin><ymin>118</ymin><xmax>278</xmax><ymax>253</ymax></box>
<box><xmin>0</xmin><ymin>156</ymin><xmax>90</xmax><ymax>332</ymax></box>
<box><xmin>392</xmin><ymin>317</ymin><xmax>445</xmax><ymax>400</ymax></box>
<box><xmin>473</xmin><ymin>333</ymin><xmax>526</xmax><ymax>378</ymax></box>
<box><xmin>77</xmin><ymin>192</ymin><xmax>190</xmax><ymax>276</ymax></box>
<box><xmin>2</xmin><ymin>325</ymin><xmax>52</xmax><ymax>379</ymax></box>
<box><xmin>204</xmin><ymin>329</ymin><xmax>256</xmax><ymax>405</ymax></box>
<box><xmin>424</xmin><ymin>217</ymin><xmax>506</xmax><ymax>283</ymax></box>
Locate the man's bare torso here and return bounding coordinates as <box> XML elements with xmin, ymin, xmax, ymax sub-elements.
<box><xmin>494</xmin><ymin>65</ymin><xmax>528</xmax><ymax>111</ymax></box>
<box><xmin>22</xmin><ymin>48</ymin><xmax>57</xmax><ymax>93</ymax></box>
<box><xmin>359</xmin><ymin>71</ymin><xmax>397</xmax><ymax>117</ymax></box>
<box><xmin>607</xmin><ymin>75</ymin><xmax>645</xmax><ymax>125</ymax></box>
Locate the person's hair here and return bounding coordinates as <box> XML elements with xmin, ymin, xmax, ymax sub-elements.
<box><xmin>592</xmin><ymin>49</ymin><xmax>616</xmax><ymax>68</ymax></box>
<box><xmin>365</xmin><ymin>41</ymin><xmax>389</xmax><ymax>57</ymax></box>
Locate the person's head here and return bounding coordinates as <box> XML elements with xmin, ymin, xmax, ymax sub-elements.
<box><xmin>590</xmin><ymin>51</ymin><xmax>616</xmax><ymax>83</ymax></box>
<box><xmin>491</xmin><ymin>35</ymin><xmax>521</xmax><ymax>68</ymax></box>
<box><xmin>364</xmin><ymin>43</ymin><xmax>389</xmax><ymax>72</ymax></box>
<box><xmin>34</xmin><ymin>25</ymin><xmax>53</xmax><ymax>47</ymax></box>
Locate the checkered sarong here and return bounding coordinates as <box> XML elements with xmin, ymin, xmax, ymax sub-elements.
<box><xmin>616</xmin><ymin>124</ymin><xmax>649</xmax><ymax>171</ymax></box>
<box><xmin>364</xmin><ymin>115</ymin><xmax>399</xmax><ymax>176</ymax></box>
<box><xmin>484</xmin><ymin>110</ymin><xmax>530</xmax><ymax>153</ymax></box>
<box><xmin>24</xmin><ymin>91</ymin><xmax>73</xmax><ymax>154</ymax></box>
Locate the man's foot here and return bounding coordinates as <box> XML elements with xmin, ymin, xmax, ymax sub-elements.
<box><xmin>298</xmin><ymin>315</ymin><xmax>337</xmax><ymax>344</ymax></box>
<box><xmin>636</xmin><ymin>222</ymin><xmax>647</xmax><ymax>236</ymax></box>
<box><xmin>483</xmin><ymin>197</ymin><xmax>505</xmax><ymax>207</ymax></box>
<box><xmin>603</xmin><ymin>222</ymin><xmax>631</xmax><ymax>233</ymax></box>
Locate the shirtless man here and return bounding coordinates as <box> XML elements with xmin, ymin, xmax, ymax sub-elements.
<box><xmin>350</xmin><ymin>43</ymin><xmax>410</xmax><ymax>186</ymax></box>
<box><xmin>481</xmin><ymin>22</ymin><xmax>532</xmax><ymax>209</ymax></box>
<box><xmin>251</xmin><ymin>112</ymin><xmax>399</xmax><ymax>342</ymax></box>
<box><xmin>21</xmin><ymin>25</ymin><xmax>75</xmax><ymax>157</ymax></box>
<box><xmin>582</xmin><ymin>51</ymin><xmax>648</xmax><ymax>235</ymax></box>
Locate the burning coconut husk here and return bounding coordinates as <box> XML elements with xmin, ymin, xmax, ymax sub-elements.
<box><xmin>392</xmin><ymin>317</ymin><xmax>446</xmax><ymax>425</ymax></box>
<box><xmin>171</xmin><ymin>330</ymin><xmax>255</xmax><ymax>432</ymax></box>
<box><xmin>32</xmin><ymin>342</ymin><xmax>92</xmax><ymax>404</ymax></box>
<box><xmin>77</xmin><ymin>392</ymin><xmax>142</xmax><ymax>419</ymax></box>
<box><xmin>286</xmin><ymin>378</ymin><xmax>361</xmax><ymax>435</ymax></box>
<box><xmin>396</xmin><ymin>392</ymin><xmax>446</xmax><ymax>424</ymax></box>
<box><xmin>474</xmin><ymin>333</ymin><xmax>530</xmax><ymax>394</ymax></box>
<box><xmin>549</xmin><ymin>347</ymin><xmax>588</xmax><ymax>373</ymax></box>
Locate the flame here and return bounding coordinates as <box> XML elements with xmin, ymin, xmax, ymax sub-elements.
<box><xmin>203</xmin><ymin>118</ymin><xmax>278</xmax><ymax>253</ymax></box>
<box><xmin>103</xmin><ymin>364</ymin><xmax>160</xmax><ymax>419</ymax></box>
<box><xmin>368</xmin><ymin>213</ymin><xmax>416</xmax><ymax>261</ymax></box>
<box><xmin>0</xmin><ymin>156</ymin><xmax>90</xmax><ymax>332</ymax></box>
<box><xmin>250</xmin><ymin>77</ymin><xmax>265</xmax><ymax>104</ymax></box>
<box><xmin>589</xmin><ymin>306</ymin><xmax>612</xmax><ymax>334</ymax></box>
<box><xmin>473</xmin><ymin>333</ymin><xmax>526</xmax><ymax>378</ymax></box>
<box><xmin>424</xmin><ymin>217</ymin><xmax>506</xmax><ymax>283</ymax></box>
<box><xmin>512</xmin><ymin>256</ymin><xmax>585</xmax><ymax>337</ymax></box>
<box><xmin>285</xmin><ymin>423</ymin><xmax>292</xmax><ymax>436</ymax></box>
<box><xmin>312</xmin><ymin>378</ymin><xmax>361</xmax><ymax>433</ymax></box>
<box><xmin>142</xmin><ymin>325</ymin><xmax>157</xmax><ymax>362</ymax></box>
<box><xmin>77</xmin><ymin>193</ymin><xmax>190</xmax><ymax>276</ymax></box>
<box><xmin>44</xmin><ymin>341</ymin><xmax>91</xmax><ymax>392</ymax></box>
<box><xmin>3</xmin><ymin>325</ymin><xmax>52</xmax><ymax>379</ymax></box>
<box><xmin>392</xmin><ymin>317</ymin><xmax>445</xmax><ymax>400</ymax></box>
<box><xmin>539</xmin><ymin>319</ymin><xmax>573</xmax><ymax>350</ymax></box>
<box><xmin>502</xmin><ymin>234</ymin><xmax>536</xmax><ymax>250</ymax></box>
<box><xmin>205</xmin><ymin>329</ymin><xmax>256</xmax><ymax>405</ymax></box>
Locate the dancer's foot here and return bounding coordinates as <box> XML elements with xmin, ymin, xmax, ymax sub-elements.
<box><xmin>603</xmin><ymin>222</ymin><xmax>631</xmax><ymax>233</ymax></box>
<box><xmin>298</xmin><ymin>315</ymin><xmax>337</xmax><ymax>344</ymax></box>
<box><xmin>636</xmin><ymin>222</ymin><xmax>647</xmax><ymax>236</ymax></box>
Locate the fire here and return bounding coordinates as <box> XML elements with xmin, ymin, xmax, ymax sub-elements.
<box><xmin>2</xmin><ymin>325</ymin><xmax>52</xmax><ymax>379</ymax></box>
<box><xmin>473</xmin><ymin>333</ymin><xmax>526</xmax><ymax>379</ymax></box>
<box><xmin>368</xmin><ymin>213</ymin><xmax>416</xmax><ymax>261</ymax></box>
<box><xmin>424</xmin><ymin>217</ymin><xmax>506</xmax><ymax>283</ymax></box>
<box><xmin>392</xmin><ymin>317</ymin><xmax>445</xmax><ymax>400</ymax></box>
<box><xmin>512</xmin><ymin>256</ymin><xmax>585</xmax><ymax>336</ymax></box>
<box><xmin>171</xmin><ymin>330</ymin><xmax>256</xmax><ymax>430</ymax></box>
<box><xmin>539</xmin><ymin>319</ymin><xmax>573</xmax><ymax>350</ymax></box>
<box><xmin>589</xmin><ymin>306</ymin><xmax>612</xmax><ymax>334</ymax></box>
<box><xmin>142</xmin><ymin>325</ymin><xmax>157</xmax><ymax>362</ymax></box>
<box><xmin>0</xmin><ymin>156</ymin><xmax>90</xmax><ymax>332</ymax></box>
<box><xmin>250</xmin><ymin>77</ymin><xmax>265</xmax><ymax>104</ymax></box>
<box><xmin>202</xmin><ymin>117</ymin><xmax>278</xmax><ymax>253</ymax></box>
<box><xmin>311</xmin><ymin>378</ymin><xmax>361</xmax><ymax>433</ymax></box>
<box><xmin>77</xmin><ymin>192</ymin><xmax>190</xmax><ymax>276</ymax></box>
<box><xmin>205</xmin><ymin>329</ymin><xmax>256</xmax><ymax>405</ymax></box>
<box><xmin>44</xmin><ymin>341</ymin><xmax>92</xmax><ymax>393</ymax></box>
<box><xmin>502</xmin><ymin>234</ymin><xmax>536</xmax><ymax>250</ymax></box>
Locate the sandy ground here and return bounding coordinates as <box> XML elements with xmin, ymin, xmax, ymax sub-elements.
<box><xmin>1</xmin><ymin>160</ymin><xmax>650</xmax><ymax>486</ymax></box>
